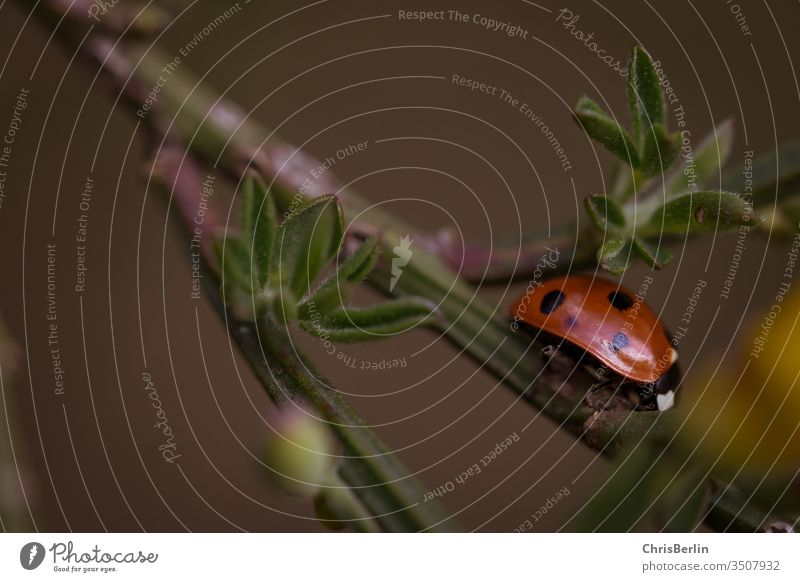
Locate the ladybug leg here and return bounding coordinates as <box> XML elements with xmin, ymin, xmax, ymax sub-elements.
<box><xmin>581</xmin><ymin>355</ymin><xmax>636</xmax><ymax>411</ymax></box>
<box><xmin>540</xmin><ymin>344</ymin><xmax>574</xmax><ymax>375</ymax></box>
<box><xmin>586</xmin><ymin>362</ymin><xmax>609</xmax><ymax>382</ymax></box>
<box><xmin>585</xmin><ymin>377</ymin><xmax>635</xmax><ymax>412</ymax></box>
<box><xmin>626</xmin><ymin>384</ymin><xmax>654</xmax><ymax>411</ymax></box>
<box><xmin>540</xmin><ymin>344</ymin><xmax>557</xmax><ymax>360</ymax></box>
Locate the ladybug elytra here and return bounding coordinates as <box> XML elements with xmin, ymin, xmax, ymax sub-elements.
<box><xmin>510</xmin><ymin>275</ymin><xmax>680</xmax><ymax>411</ymax></box>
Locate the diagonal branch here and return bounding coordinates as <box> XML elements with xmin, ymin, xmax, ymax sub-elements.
<box><xmin>149</xmin><ymin>141</ymin><xmax>457</xmax><ymax>532</ymax></box>
<box><xmin>21</xmin><ymin>0</ymin><xmax>774</xmax><ymax>532</ymax></box>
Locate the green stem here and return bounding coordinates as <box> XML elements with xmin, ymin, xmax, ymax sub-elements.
<box><xmin>151</xmin><ymin>144</ymin><xmax>456</xmax><ymax>532</ymax></box>
<box><xmin>614</xmin><ymin>167</ymin><xmax>642</xmax><ymax>205</ymax></box>
<box><xmin>252</xmin><ymin>321</ymin><xmax>457</xmax><ymax>532</ymax></box>
<box><xmin>316</xmin><ymin>473</ymin><xmax>383</xmax><ymax>533</ymax></box>
<box><xmin>420</xmin><ymin>221</ymin><xmax>594</xmax><ymax>283</ymax></box>
<box><xmin>110</xmin><ymin>36</ymin><xmax>607</xmax><ymax>435</ymax></box>
<box><xmin>23</xmin><ymin>0</ymin><xmax>773</xmax><ymax>532</ymax></box>
<box><xmin>705</xmin><ymin>482</ymin><xmax>770</xmax><ymax>533</ymax></box>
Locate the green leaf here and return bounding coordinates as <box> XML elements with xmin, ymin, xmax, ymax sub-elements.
<box><xmin>241</xmin><ymin>174</ymin><xmax>257</xmax><ymax>247</ymax></box>
<box><xmin>660</xmin><ymin>467</ymin><xmax>711</xmax><ymax>533</ymax></box>
<box><xmin>633</xmin><ymin>236</ymin><xmax>672</xmax><ymax>269</ymax></box>
<box><xmin>640</xmin><ymin>124</ymin><xmax>680</xmax><ymax>178</ymax></box>
<box><xmin>584</xmin><ymin>195</ymin><xmax>627</xmax><ymax>234</ymax></box>
<box><xmin>597</xmin><ymin>238</ymin><xmax>632</xmax><ymax>275</ymax></box>
<box><xmin>341</xmin><ymin>237</ymin><xmax>382</xmax><ymax>284</ymax></box>
<box><xmin>628</xmin><ymin>47</ymin><xmax>665</xmax><ymax>148</ymax></box>
<box><xmin>300</xmin><ymin>298</ymin><xmax>434</xmax><ymax>342</ymax></box>
<box><xmin>212</xmin><ymin>235</ymin><xmax>253</xmax><ymax>292</ymax></box>
<box><xmin>723</xmin><ymin>138</ymin><xmax>800</xmax><ymax>206</ymax></box>
<box><xmin>662</xmin><ymin>119</ymin><xmax>734</xmax><ymax>199</ymax></box>
<box><xmin>242</xmin><ymin>173</ymin><xmax>278</xmax><ymax>288</ymax></box>
<box><xmin>268</xmin><ymin>285</ymin><xmax>298</xmax><ymax>325</ymax></box>
<box><xmin>271</xmin><ymin>195</ymin><xmax>344</xmax><ymax>298</ymax></box>
<box><xmin>299</xmin><ymin>236</ymin><xmax>382</xmax><ymax>319</ymax></box>
<box><xmin>643</xmin><ymin>190</ymin><xmax>754</xmax><ymax>235</ymax></box>
<box><xmin>574</xmin><ymin>97</ymin><xmax>640</xmax><ymax>166</ymax></box>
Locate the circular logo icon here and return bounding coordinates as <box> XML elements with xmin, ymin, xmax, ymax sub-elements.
<box><xmin>19</xmin><ymin>542</ymin><xmax>46</xmax><ymax>570</ymax></box>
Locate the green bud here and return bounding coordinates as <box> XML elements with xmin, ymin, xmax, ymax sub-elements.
<box><xmin>263</xmin><ymin>409</ymin><xmax>336</xmax><ymax>498</ymax></box>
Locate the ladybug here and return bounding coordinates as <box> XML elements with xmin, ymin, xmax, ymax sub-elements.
<box><xmin>510</xmin><ymin>275</ymin><xmax>680</xmax><ymax>411</ymax></box>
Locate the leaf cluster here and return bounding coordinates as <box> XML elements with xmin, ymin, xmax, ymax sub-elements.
<box><xmin>574</xmin><ymin>47</ymin><xmax>753</xmax><ymax>274</ymax></box>
<box><xmin>214</xmin><ymin>174</ymin><xmax>433</xmax><ymax>341</ymax></box>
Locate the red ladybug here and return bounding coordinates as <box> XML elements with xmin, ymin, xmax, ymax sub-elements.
<box><xmin>510</xmin><ymin>275</ymin><xmax>679</xmax><ymax>411</ymax></box>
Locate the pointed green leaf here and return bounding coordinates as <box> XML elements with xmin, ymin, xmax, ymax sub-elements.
<box><xmin>241</xmin><ymin>174</ymin><xmax>258</xmax><ymax>247</ymax></box>
<box><xmin>299</xmin><ymin>237</ymin><xmax>382</xmax><ymax>319</ymax></box>
<box><xmin>626</xmin><ymin>54</ymin><xmax>641</xmax><ymax>145</ymax></box>
<box><xmin>643</xmin><ymin>191</ymin><xmax>754</xmax><ymax>235</ymax></box>
<box><xmin>300</xmin><ymin>298</ymin><xmax>434</xmax><ymax>342</ymax></box>
<box><xmin>340</xmin><ymin>237</ymin><xmax>382</xmax><ymax>284</ymax></box>
<box><xmin>633</xmin><ymin>236</ymin><xmax>672</xmax><ymax>269</ymax></box>
<box><xmin>271</xmin><ymin>195</ymin><xmax>344</xmax><ymax>298</ymax></box>
<box><xmin>212</xmin><ymin>235</ymin><xmax>253</xmax><ymax>292</ymax></box>
<box><xmin>640</xmin><ymin>124</ymin><xmax>680</xmax><ymax>178</ymax></box>
<box><xmin>584</xmin><ymin>195</ymin><xmax>627</xmax><ymax>234</ymax></box>
<box><xmin>574</xmin><ymin>97</ymin><xmax>640</xmax><ymax>166</ymax></box>
<box><xmin>255</xmin><ymin>195</ymin><xmax>278</xmax><ymax>288</ymax></box>
<box><xmin>242</xmin><ymin>173</ymin><xmax>278</xmax><ymax>288</ymax></box>
<box><xmin>268</xmin><ymin>285</ymin><xmax>298</xmax><ymax>326</ymax></box>
<box><xmin>628</xmin><ymin>47</ymin><xmax>665</xmax><ymax>148</ymax></box>
<box><xmin>662</xmin><ymin>120</ymin><xmax>734</xmax><ymax>199</ymax></box>
<box><xmin>597</xmin><ymin>238</ymin><xmax>632</xmax><ymax>275</ymax></box>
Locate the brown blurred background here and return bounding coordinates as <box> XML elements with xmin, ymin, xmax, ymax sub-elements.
<box><xmin>0</xmin><ymin>0</ymin><xmax>799</xmax><ymax>532</ymax></box>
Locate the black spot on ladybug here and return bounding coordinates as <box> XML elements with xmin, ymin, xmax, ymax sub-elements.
<box><xmin>565</xmin><ymin>315</ymin><xmax>578</xmax><ymax>329</ymax></box>
<box><xmin>611</xmin><ymin>332</ymin><xmax>629</xmax><ymax>351</ymax></box>
<box><xmin>608</xmin><ymin>291</ymin><xmax>634</xmax><ymax>310</ymax></box>
<box><xmin>540</xmin><ymin>290</ymin><xmax>565</xmax><ymax>314</ymax></box>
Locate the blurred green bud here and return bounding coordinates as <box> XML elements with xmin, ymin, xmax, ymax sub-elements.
<box><xmin>263</xmin><ymin>408</ymin><xmax>336</xmax><ymax>498</ymax></box>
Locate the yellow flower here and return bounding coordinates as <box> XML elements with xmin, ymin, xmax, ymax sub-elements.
<box><xmin>680</xmin><ymin>292</ymin><xmax>800</xmax><ymax>509</ymax></box>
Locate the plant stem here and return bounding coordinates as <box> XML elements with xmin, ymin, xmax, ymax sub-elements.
<box><xmin>23</xmin><ymin>0</ymin><xmax>772</xmax><ymax>532</ymax></box>
<box><xmin>705</xmin><ymin>482</ymin><xmax>770</xmax><ymax>533</ymax></box>
<box><xmin>151</xmin><ymin>144</ymin><xmax>456</xmax><ymax>532</ymax></box>
<box><xmin>614</xmin><ymin>167</ymin><xmax>642</xmax><ymax>205</ymax></box>
<box><xmin>106</xmin><ymin>37</ymin><xmax>606</xmax><ymax>432</ymax></box>
<box><xmin>418</xmin><ymin>221</ymin><xmax>594</xmax><ymax>282</ymax></box>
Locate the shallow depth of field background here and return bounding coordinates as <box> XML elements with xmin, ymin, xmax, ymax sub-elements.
<box><xmin>0</xmin><ymin>0</ymin><xmax>799</xmax><ymax>531</ymax></box>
